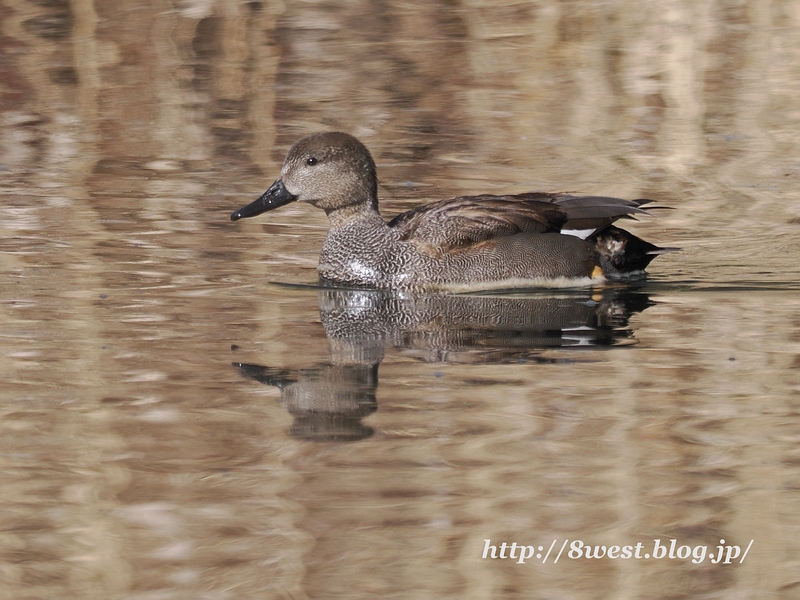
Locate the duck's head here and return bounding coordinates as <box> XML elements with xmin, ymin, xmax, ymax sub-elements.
<box><xmin>231</xmin><ymin>132</ymin><xmax>378</xmax><ymax>221</ymax></box>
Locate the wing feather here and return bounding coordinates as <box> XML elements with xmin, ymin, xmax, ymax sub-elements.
<box><xmin>387</xmin><ymin>193</ymin><xmax>652</xmax><ymax>255</ymax></box>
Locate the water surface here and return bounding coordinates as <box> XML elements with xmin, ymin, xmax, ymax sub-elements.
<box><xmin>2</xmin><ymin>1</ymin><xmax>800</xmax><ymax>598</ymax></box>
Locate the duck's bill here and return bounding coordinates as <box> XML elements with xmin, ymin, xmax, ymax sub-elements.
<box><xmin>231</xmin><ymin>179</ymin><xmax>297</xmax><ymax>221</ymax></box>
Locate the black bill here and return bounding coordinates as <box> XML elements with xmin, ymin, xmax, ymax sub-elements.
<box><xmin>230</xmin><ymin>179</ymin><xmax>297</xmax><ymax>221</ymax></box>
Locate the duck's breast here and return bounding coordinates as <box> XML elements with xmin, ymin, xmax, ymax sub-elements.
<box><xmin>319</xmin><ymin>221</ymin><xmax>418</xmax><ymax>287</ymax></box>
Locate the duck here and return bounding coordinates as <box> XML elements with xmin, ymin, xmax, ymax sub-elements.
<box><xmin>231</xmin><ymin>132</ymin><xmax>674</xmax><ymax>291</ymax></box>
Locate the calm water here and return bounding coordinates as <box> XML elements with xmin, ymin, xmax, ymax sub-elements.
<box><xmin>2</xmin><ymin>0</ymin><xmax>800</xmax><ymax>598</ymax></box>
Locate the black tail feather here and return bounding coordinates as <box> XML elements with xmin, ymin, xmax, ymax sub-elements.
<box><xmin>591</xmin><ymin>226</ymin><xmax>679</xmax><ymax>278</ymax></box>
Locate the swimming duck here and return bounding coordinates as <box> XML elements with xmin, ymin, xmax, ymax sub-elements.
<box><xmin>231</xmin><ymin>132</ymin><xmax>672</xmax><ymax>291</ymax></box>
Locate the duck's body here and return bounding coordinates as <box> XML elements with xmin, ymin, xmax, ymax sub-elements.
<box><xmin>232</xmin><ymin>132</ymin><xmax>672</xmax><ymax>291</ymax></box>
<box><xmin>317</xmin><ymin>199</ymin><xmax>625</xmax><ymax>290</ymax></box>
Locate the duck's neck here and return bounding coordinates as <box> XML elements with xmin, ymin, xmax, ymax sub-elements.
<box><xmin>325</xmin><ymin>201</ymin><xmax>386</xmax><ymax>230</ymax></box>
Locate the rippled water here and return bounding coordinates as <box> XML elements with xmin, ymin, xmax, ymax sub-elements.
<box><xmin>2</xmin><ymin>1</ymin><xmax>800</xmax><ymax>598</ymax></box>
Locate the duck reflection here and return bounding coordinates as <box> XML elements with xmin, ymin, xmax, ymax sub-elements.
<box><xmin>235</xmin><ymin>286</ymin><xmax>653</xmax><ymax>441</ymax></box>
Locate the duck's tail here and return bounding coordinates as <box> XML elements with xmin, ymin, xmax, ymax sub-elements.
<box><xmin>591</xmin><ymin>226</ymin><xmax>680</xmax><ymax>279</ymax></box>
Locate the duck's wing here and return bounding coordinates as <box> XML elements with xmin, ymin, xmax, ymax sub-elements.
<box><xmin>388</xmin><ymin>193</ymin><xmax>566</xmax><ymax>254</ymax></box>
<box><xmin>388</xmin><ymin>193</ymin><xmax>651</xmax><ymax>254</ymax></box>
<box><xmin>555</xmin><ymin>195</ymin><xmax>651</xmax><ymax>233</ymax></box>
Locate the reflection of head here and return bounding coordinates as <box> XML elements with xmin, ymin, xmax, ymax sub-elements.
<box><xmin>234</xmin><ymin>362</ymin><xmax>378</xmax><ymax>442</ymax></box>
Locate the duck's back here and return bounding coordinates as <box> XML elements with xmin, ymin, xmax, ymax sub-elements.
<box><xmin>387</xmin><ymin>193</ymin><xmax>649</xmax><ymax>256</ymax></box>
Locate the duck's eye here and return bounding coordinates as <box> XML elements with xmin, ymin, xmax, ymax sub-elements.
<box><xmin>306</xmin><ymin>157</ymin><xmax>318</xmax><ymax>166</ymax></box>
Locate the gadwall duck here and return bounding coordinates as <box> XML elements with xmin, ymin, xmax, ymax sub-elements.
<box><xmin>231</xmin><ymin>132</ymin><xmax>673</xmax><ymax>291</ymax></box>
